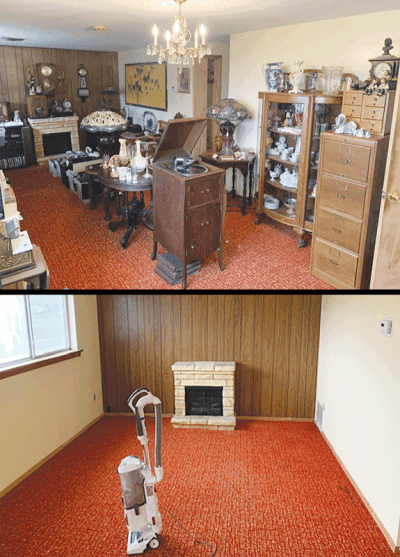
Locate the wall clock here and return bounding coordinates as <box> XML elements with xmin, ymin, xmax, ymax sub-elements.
<box><xmin>368</xmin><ymin>38</ymin><xmax>399</xmax><ymax>89</ymax></box>
<box><xmin>37</xmin><ymin>63</ymin><xmax>56</xmax><ymax>95</ymax></box>
<box><xmin>77</xmin><ymin>67</ymin><xmax>89</xmax><ymax>101</ymax></box>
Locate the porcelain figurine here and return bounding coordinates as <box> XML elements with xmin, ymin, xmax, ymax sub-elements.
<box><xmin>278</xmin><ymin>71</ymin><xmax>289</xmax><ymax>92</ymax></box>
<box><xmin>289</xmin><ymin>61</ymin><xmax>304</xmax><ymax>94</ymax></box>
<box><xmin>269</xmin><ymin>168</ymin><xmax>279</xmax><ymax>181</ymax></box>
<box><xmin>284</xmin><ymin>111</ymin><xmax>293</xmax><ymax>127</ymax></box>
<box><xmin>280</xmin><ymin>148</ymin><xmax>290</xmax><ymax>161</ymax></box>
<box><xmin>279</xmin><ymin>168</ymin><xmax>292</xmax><ymax>187</ymax></box>
<box><xmin>26</xmin><ymin>71</ymin><xmax>35</xmax><ymax>96</ymax></box>
<box><xmin>276</xmin><ymin>136</ymin><xmax>287</xmax><ymax>154</ymax></box>
<box><xmin>335</xmin><ymin>114</ymin><xmax>358</xmax><ymax>136</ymax></box>
<box><xmin>269</xmin><ymin>163</ymin><xmax>283</xmax><ymax>181</ymax></box>
<box><xmin>262</xmin><ymin>62</ymin><xmax>283</xmax><ymax>92</ymax></box>
<box><xmin>134</xmin><ymin>139</ymin><xmax>146</xmax><ymax>171</ymax></box>
<box><xmin>119</xmin><ymin>138</ymin><xmax>128</xmax><ymax>159</ymax></box>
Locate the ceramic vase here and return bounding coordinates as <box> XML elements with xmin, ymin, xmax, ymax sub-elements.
<box><xmin>262</xmin><ymin>62</ymin><xmax>283</xmax><ymax>92</ymax></box>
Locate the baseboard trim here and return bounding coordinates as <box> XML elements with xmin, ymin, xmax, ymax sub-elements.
<box><xmin>318</xmin><ymin>426</ymin><xmax>398</xmax><ymax>553</ymax></box>
<box><xmin>0</xmin><ymin>413</ymin><xmax>104</xmax><ymax>500</ymax></box>
<box><xmin>105</xmin><ymin>412</ymin><xmax>314</xmax><ymax>422</ymax></box>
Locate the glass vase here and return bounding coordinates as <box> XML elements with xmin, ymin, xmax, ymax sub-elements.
<box><xmin>322</xmin><ymin>66</ymin><xmax>344</xmax><ymax>95</ymax></box>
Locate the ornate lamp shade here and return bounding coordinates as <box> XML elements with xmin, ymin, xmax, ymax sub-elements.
<box><xmin>80</xmin><ymin>110</ymin><xmax>127</xmax><ymax>156</ymax></box>
<box><xmin>80</xmin><ymin>110</ymin><xmax>127</xmax><ymax>133</ymax></box>
<box><xmin>207</xmin><ymin>98</ymin><xmax>251</xmax><ymax>155</ymax></box>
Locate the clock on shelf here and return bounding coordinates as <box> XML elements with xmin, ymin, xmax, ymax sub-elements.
<box><xmin>27</xmin><ymin>95</ymin><xmax>48</xmax><ymax>119</ymax></box>
<box><xmin>368</xmin><ymin>38</ymin><xmax>399</xmax><ymax>89</ymax></box>
<box><xmin>36</xmin><ymin>63</ymin><xmax>56</xmax><ymax>95</ymax></box>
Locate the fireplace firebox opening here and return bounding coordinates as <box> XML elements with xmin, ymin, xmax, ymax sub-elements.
<box><xmin>185</xmin><ymin>386</ymin><xmax>223</xmax><ymax>416</ymax></box>
<box><xmin>42</xmin><ymin>132</ymin><xmax>72</xmax><ymax>157</ymax></box>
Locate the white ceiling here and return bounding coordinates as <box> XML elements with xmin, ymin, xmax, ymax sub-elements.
<box><xmin>0</xmin><ymin>0</ymin><xmax>399</xmax><ymax>53</ymax></box>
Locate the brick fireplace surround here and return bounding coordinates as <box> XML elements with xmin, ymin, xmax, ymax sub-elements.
<box><xmin>171</xmin><ymin>361</ymin><xmax>236</xmax><ymax>430</ymax></box>
<box><xmin>28</xmin><ymin>116</ymin><xmax>80</xmax><ymax>165</ymax></box>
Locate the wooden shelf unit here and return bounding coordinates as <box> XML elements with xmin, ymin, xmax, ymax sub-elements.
<box><xmin>255</xmin><ymin>92</ymin><xmax>342</xmax><ymax>246</ymax></box>
<box><xmin>0</xmin><ymin>124</ymin><xmax>33</xmax><ymax>170</ymax></box>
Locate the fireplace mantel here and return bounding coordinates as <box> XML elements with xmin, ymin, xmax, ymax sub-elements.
<box><xmin>171</xmin><ymin>361</ymin><xmax>236</xmax><ymax>430</ymax></box>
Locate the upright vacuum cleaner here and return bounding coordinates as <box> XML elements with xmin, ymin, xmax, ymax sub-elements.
<box><xmin>118</xmin><ymin>388</ymin><xmax>163</xmax><ymax>554</ymax></box>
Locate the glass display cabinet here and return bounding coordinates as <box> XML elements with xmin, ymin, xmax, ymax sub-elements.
<box><xmin>255</xmin><ymin>92</ymin><xmax>342</xmax><ymax>246</ymax></box>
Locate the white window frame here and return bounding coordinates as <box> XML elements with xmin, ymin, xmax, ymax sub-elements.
<box><xmin>0</xmin><ymin>294</ymin><xmax>81</xmax><ymax>380</ymax></box>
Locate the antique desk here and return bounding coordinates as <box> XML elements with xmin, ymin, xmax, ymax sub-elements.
<box><xmin>1</xmin><ymin>245</ymin><xmax>49</xmax><ymax>289</ymax></box>
<box><xmin>199</xmin><ymin>150</ymin><xmax>256</xmax><ymax>215</ymax></box>
<box><xmin>96</xmin><ymin>166</ymin><xmax>153</xmax><ymax>250</ymax></box>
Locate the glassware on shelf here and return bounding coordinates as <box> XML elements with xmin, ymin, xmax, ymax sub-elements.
<box><xmin>322</xmin><ymin>66</ymin><xmax>344</xmax><ymax>95</ymax></box>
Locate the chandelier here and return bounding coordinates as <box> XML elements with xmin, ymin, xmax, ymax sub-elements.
<box><xmin>147</xmin><ymin>0</ymin><xmax>211</xmax><ymax>65</ymax></box>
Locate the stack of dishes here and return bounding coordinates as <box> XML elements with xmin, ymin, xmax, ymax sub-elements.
<box><xmin>263</xmin><ymin>196</ymin><xmax>280</xmax><ymax>210</ymax></box>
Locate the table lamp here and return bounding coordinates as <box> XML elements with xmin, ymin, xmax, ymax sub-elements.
<box><xmin>206</xmin><ymin>98</ymin><xmax>251</xmax><ymax>155</ymax></box>
<box><xmin>80</xmin><ymin>110</ymin><xmax>127</xmax><ymax>156</ymax></box>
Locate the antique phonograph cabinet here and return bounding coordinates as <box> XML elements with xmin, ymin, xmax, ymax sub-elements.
<box><xmin>151</xmin><ymin>118</ymin><xmax>226</xmax><ymax>289</ymax></box>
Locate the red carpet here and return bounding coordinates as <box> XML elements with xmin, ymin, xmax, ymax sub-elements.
<box><xmin>5</xmin><ymin>165</ymin><xmax>333</xmax><ymax>290</ymax></box>
<box><xmin>0</xmin><ymin>417</ymin><xmax>393</xmax><ymax>556</ymax></box>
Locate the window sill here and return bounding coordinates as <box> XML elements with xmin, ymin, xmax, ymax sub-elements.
<box><xmin>0</xmin><ymin>349</ymin><xmax>83</xmax><ymax>380</ymax></box>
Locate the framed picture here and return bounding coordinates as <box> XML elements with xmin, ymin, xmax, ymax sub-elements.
<box><xmin>125</xmin><ymin>62</ymin><xmax>168</xmax><ymax>111</ymax></box>
<box><xmin>178</xmin><ymin>68</ymin><xmax>190</xmax><ymax>93</ymax></box>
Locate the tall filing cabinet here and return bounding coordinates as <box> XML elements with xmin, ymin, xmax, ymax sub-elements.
<box><xmin>310</xmin><ymin>132</ymin><xmax>389</xmax><ymax>289</ymax></box>
<box><xmin>151</xmin><ymin>118</ymin><xmax>226</xmax><ymax>289</ymax></box>
<box><xmin>341</xmin><ymin>90</ymin><xmax>395</xmax><ymax>136</ymax></box>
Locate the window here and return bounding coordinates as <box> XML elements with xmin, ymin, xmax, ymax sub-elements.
<box><xmin>0</xmin><ymin>295</ymin><xmax>80</xmax><ymax>378</ymax></box>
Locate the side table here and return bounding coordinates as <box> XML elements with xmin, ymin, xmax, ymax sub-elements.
<box><xmin>96</xmin><ymin>167</ymin><xmax>153</xmax><ymax>250</ymax></box>
<box><xmin>1</xmin><ymin>245</ymin><xmax>49</xmax><ymax>289</ymax></box>
<box><xmin>199</xmin><ymin>150</ymin><xmax>256</xmax><ymax>215</ymax></box>
<box><xmin>85</xmin><ymin>163</ymin><xmax>104</xmax><ymax>210</ymax></box>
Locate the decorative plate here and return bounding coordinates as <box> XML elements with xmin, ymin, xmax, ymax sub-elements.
<box><xmin>142</xmin><ymin>110</ymin><xmax>158</xmax><ymax>134</ymax></box>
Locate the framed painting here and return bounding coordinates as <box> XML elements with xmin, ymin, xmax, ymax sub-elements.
<box><xmin>125</xmin><ymin>62</ymin><xmax>168</xmax><ymax>111</ymax></box>
<box><xmin>178</xmin><ymin>68</ymin><xmax>190</xmax><ymax>93</ymax></box>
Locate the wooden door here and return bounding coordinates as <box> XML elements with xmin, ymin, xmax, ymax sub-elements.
<box><xmin>371</xmin><ymin>84</ymin><xmax>400</xmax><ymax>289</ymax></box>
<box><xmin>192</xmin><ymin>56</ymin><xmax>222</xmax><ymax>157</ymax></box>
<box><xmin>206</xmin><ymin>57</ymin><xmax>222</xmax><ymax>150</ymax></box>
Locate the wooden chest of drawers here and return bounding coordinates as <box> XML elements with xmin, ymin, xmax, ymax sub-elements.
<box><xmin>310</xmin><ymin>132</ymin><xmax>389</xmax><ymax>289</ymax></box>
<box><xmin>342</xmin><ymin>90</ymin><xmax>395</xmax><ymax>135</ymax></box>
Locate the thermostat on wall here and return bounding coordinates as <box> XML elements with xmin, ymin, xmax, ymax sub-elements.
<box><xmin>380</xmin><ymin>317</ymin><xmax>394</xmax><ymax>337</ymax></box>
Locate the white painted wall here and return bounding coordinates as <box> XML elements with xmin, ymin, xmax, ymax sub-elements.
<box><xmin>0</xmin><ymin>295</ymin><xmax>103</xmax><ymax>493</ymax></box>
<box><xmin>118</xmin><ymin>42</ymin><xmax>230</xmax><ymax>129</ymax></box>
<box><xmin>228</xmin><ymin>9</ymin><xmax>400</xmax><ymax>195</ymax></box>
<box><xmin>316</xmin><ymin>295</ymin><xmax>400</xmax><ymax>547</ymax></box>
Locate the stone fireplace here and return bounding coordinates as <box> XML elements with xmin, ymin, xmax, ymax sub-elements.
<box><xmin>28</xmin><ymin>116</ymin><xmax>80</xmax><ymax>164</ymax></box>
<box><xmin>171</xmin><ymin>361</ymin><xmax>236</xmax><ymax>430</ymax></box>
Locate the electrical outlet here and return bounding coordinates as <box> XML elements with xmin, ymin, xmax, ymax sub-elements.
<box><xmin>93</xmin><ymin>393</ymin><xmax>96</xmax><ymax>401</ymax></box>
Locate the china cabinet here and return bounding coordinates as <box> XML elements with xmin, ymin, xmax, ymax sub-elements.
<box><xmin>255</xmin><ymin>92</ymin><xmax>342</xmax><ymax>246</ymax></box>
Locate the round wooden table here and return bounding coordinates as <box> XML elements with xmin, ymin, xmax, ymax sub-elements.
<box><xmin>96</xmin><ymin>166</ymin><xmax>153</xmax><ymax>250</ymax></box>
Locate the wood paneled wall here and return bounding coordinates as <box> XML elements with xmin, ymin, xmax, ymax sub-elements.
<box><xmin>97</xmin><ymin>294</ymin><xmax>322</xmax><ymax>418</ymax></box>
<box><xmin>0</xmin><ymin>46</ymin><xmax>119</xmax><ymax>146</ymax></box>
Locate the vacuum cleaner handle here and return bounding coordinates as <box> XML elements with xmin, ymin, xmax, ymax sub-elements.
<box><xmin>128</xmin><ymin>388</ymin><xmax>149</xmax><ymax>437</ymax></box>
<box><xmin>127</xmin><ymin>388</ymin><xmax>163</xmax><ymax>483</ymax></box>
